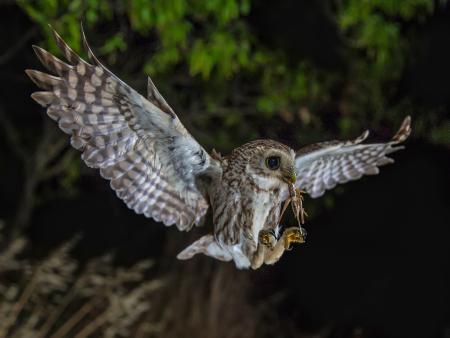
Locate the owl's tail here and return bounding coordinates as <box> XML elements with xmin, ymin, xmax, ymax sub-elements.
<box><xmin>177</xmin><ymin>235</ymin><xmax>232</xmax><ymax>262</ymax></box>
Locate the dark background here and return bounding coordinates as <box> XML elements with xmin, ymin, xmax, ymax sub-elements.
<box><xmin>0</xmin><ymin>1</ymin><xmax>449</xmax><ymax>338</ymax></box>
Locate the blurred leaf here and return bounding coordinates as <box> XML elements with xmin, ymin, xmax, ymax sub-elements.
<box><xmin>15</xmin><ymin>0</ymin><xmax>450</xmax><ymax>209</ymax></box>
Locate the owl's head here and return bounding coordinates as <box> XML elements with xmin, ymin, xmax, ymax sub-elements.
<box><xmin>234</xmin><ymin>140</ymin><xmax>296</xmax><ymax>190</ymax></box>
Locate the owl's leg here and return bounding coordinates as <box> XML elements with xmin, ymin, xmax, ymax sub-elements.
<box><xmin>250</xmin><ymin>230</ymin><xmax>277</xmax><ymax>269</ymax></box>
<box><xmin>263</xmin><ymin>227</ymin><xmax>305</xmax><ymax>265</ymax></box>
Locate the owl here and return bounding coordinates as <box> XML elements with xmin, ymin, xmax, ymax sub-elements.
<box><xmin>26</xmin><ymin>26</ymin><xmax>411</xmax><ymax>269</ymax></box>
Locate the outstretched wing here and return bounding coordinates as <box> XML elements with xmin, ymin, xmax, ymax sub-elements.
<box><xmin>26</xmin><ymin>25</ymin><xmax>220</xmax><ymax>230</ymax></box>
<box><xmin>294</xmin><ymin>117</ymin><xmax>411</xmax><ymax>198</ymax></box>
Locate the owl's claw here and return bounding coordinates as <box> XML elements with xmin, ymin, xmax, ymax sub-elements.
<box><xmin>283</xmin><ymin>227</ymin><xmax>306</xmax><ymax>251</ymax></box>
<box><xmin>259</xmin><ymin>230</ymin><xmax>277</xmax><ymax>249</ymax></box>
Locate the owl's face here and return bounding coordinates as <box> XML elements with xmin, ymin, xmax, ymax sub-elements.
<box><xmin>241</xmin><ymin>140</ymin><xmax>296</xmax><ymax>190</ymax></box>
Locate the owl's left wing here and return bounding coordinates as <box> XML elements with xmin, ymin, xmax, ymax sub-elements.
<box><xmin>294</xmin><ymin>116</ymin><xmax>411</xmax><ymax>198</ymax></box>
<box><xmin>26</xmin><ymin>26</ymin><xmax>220</xmax><ymax>230</ymax></box>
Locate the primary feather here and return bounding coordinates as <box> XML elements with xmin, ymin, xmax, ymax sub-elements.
<box><xmin>294</xmin><ymin>116</ymin><xmax>411</xmax><ymax>198</ymax></box>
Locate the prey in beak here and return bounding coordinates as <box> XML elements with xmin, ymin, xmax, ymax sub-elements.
<box><xmin>278</xmin><ymin>167</ymin><xmax>308</xmax><ymax>244</ymax></box>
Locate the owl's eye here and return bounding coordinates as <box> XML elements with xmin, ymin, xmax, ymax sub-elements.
<box><xmin>265</xmin><ymin>156</ymin><xmax>281</xmax><ymax>170</ymax></box>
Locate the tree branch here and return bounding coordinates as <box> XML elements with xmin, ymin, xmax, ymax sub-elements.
<box><xmin>0</xmin><ymin>105</ymin><xmax>28</xmax><ymax>162</ymax></box>
<box><xmin>0</xmin><ymin>27</ymin><xmax>35</xmax><ymax>66</ymax></box>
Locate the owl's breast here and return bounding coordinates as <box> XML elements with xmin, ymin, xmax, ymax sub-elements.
<box><xmin>250</xmin><ymin>191</ymin><xmax>280</xmax><ymax>243</ymax></box>
<box><xmin>209</xmin><ymin>174</ymin><xmax>286</xmax><ymax>268</ymax></box>
<box><xmin>211</xmin><ymin>176</ymin><xmax>284</xmax><ymax>247</ymax></box>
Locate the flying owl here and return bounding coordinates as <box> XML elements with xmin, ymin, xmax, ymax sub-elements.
<box><xmin>26</xmin><ymin>27</ymin><xmax>411</xmax><ymax>269</ymax></box>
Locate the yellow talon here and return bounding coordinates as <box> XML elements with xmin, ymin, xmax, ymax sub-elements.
<box><xmin>284</xmin><ymin>227</ymin><xmax>306</xmax><ymax>250</ymax></box>
<box><xmin>259</xmin><ymin>230</ymin><xmax>276</xmax><ymax>249</ymax></box>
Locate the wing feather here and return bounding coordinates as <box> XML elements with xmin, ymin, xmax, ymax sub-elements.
<box><xmin>295</xmin><ymin>117</ymin><xmax>411</xmax><ymax>198</ymax></box>
<box><xmin>26</xmin><ymin>25</ymin><xmax>219</xmax><ymax>230</ymax></box>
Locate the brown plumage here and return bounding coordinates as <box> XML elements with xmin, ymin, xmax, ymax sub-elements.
<box><xmin>26</xmin><ymin>26</ymin><xmax>412</xmax><ymax>269</ymax></box>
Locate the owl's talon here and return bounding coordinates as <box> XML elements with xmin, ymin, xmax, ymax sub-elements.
<box><xmin>283</xmin><ymin>227</ymin><xmax>306</xmax><ymax>250</ymax></box>
<box><xmin>259</xmin><ymin>230</ymin><xmax>276</xmax><ymax>249</ymax></box>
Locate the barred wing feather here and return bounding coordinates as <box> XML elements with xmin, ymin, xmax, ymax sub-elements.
<box><xmin>26</xmin><ymin>26</ymin><xmax>218</xmax><ymax>230</ymax></box>
<box><xmin>295</xmin><ymin>117</ymin><xmax>411</xmax><ymax>198</ymax></box>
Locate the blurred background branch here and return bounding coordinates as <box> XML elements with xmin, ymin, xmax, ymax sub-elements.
<box><xmin>0</xmin><ymin>27</ymin><xmax>35</xmax><ymax>66</ymax></box>
<box><xmin>0</xmin><ymin>104</ymin><xmax>75</xmax><ymax>240</ymax></box>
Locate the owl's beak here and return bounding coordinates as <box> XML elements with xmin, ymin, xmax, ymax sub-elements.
<box><xmin>283</xmin><ymin>167</ymin><xmax>297</xmax><ymax>184</ymax></box>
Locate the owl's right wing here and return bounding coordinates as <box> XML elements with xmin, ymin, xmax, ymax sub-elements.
<box><xmin>26</xmin><ymin>26</ymin><xmax>221</xmax><ymax>231</ymax></box>
<box><xmin>294</xmin><ymin>117</ymin><xmax>411</xmax><ymax>198</ymax></box>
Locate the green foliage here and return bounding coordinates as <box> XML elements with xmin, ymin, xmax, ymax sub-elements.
<box><xmin>431</xmin><ymin>121</ymin><xmax>450</xmax><ymax>144</ymax></box>
<box><xmin>16</xmin><ymin>0</ymin><xmax>450</xmax><ymax>151</ymax></box>
<box><xmin>17</xmin><ymin>0</ymin><xmax>445</xmax><ymax>145</ymax></box>
<box><xmin>336</xmin><ymin>0</ymin><xmax>448</xmax><ymax>138</ymax></box>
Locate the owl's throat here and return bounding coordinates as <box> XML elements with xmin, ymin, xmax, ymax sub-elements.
<box><xmin>246</xmin><ymin>172</ymin><xmax>285</xmax><ymax>193</ymax></box>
